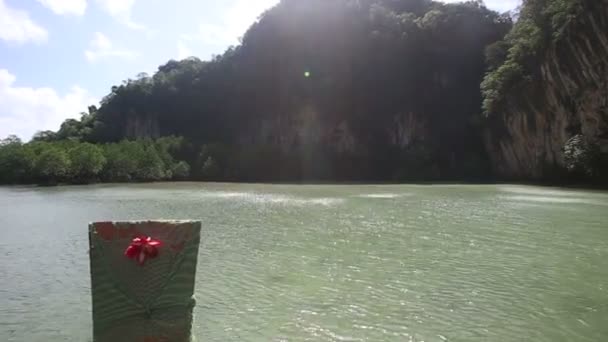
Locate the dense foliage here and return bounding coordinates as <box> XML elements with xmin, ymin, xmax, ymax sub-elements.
<box><xmin>0</xmin><ymin>136</ymin><xmax>191</xmax><ymax>184</ymax></box>
<box><xmin>481</xmin><ymin>0</ymin><xmax>583</xmax><ymax>115</ymax></box>
<box><xmin>7</xmin><ymin>0</ymin><xmax>508</xmax><ymax>183</ymax></box>
<box><xmin>2</xmin><ymin>0</ymin><xmax>597</xmax><ymax>184</ymax></box>
<box><xmin>563</xmin><ymin>135</ymin><xmax>606</xmax><ymax>180</ymax></box>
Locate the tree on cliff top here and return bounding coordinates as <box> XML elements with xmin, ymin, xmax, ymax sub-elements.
<box><xmin>481</xmin><ymin>0</ymin><xmax>584</xmax><ymax>116</ymax></box>
<box><xmin>55</xmin><ymin>0</ymin><xmax>508</xmax><ymax>143</ymax></box>
<box><xmin>18</xmin><ymin>0</ymin><xmax>511</xmax><ymax>181</ymax></box>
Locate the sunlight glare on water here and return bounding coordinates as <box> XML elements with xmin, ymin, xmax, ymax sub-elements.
<box><xmin>1</xmin><ymin>183</ymin><xmax>607</xmax><ymax>341</ymax></box>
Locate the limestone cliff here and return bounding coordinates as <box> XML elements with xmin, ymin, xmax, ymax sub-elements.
<box><xmin>484</xmin><ymin>0</ymin><xmax>608</xmax><ymax>180</ymax></box>
<box><xmin>125</xmin><ymin>113</ymin><xmax>160</xmax><ymax>140</ymax></box>
<box><xmin>239</xmin><ymin>107</ymin><xmax>428</xmax><ymax>156</ymax></box>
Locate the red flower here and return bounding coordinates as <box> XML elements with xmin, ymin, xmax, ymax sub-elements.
<box><xmin>124</xmin><ymin>236</ymin><xmax>162</xmax><ymax>266</ymax></box>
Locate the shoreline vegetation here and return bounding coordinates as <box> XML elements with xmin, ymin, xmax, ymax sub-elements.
<box><xmin>1</xmin><ymin>134</ymin><xmax>606</xmax><ymax>188</ymax></box>
<box><xmin>0</xmin><ymin>136</ymin><xmax>192</xmax><ymax>185</ymax></box>
<box><xmin>0</xmin><ymin>139</ymin><xmax>605</xmax><ymax>194</ymax></box>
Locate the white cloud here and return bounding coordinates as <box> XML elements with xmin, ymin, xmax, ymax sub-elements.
<box><xmin>441</xmin><ymin>0</ymin><xmax>521</xmax><ymax>13</ymax></box>
<box><xmin>177</xmin><ymin>41</ymin><xmax>193</xmax><ymax>60</ymax></box>
<box><xmin>0</xmin><ymin>0</ymin><xmax>48</xmax><ymax>44</ymax></box>
<box><xmin>95</xmin><ymin>0</ymin><xmax>145</xmax><ymax>30</ymax></box>
<box><xmin>85</xmin><ymin>32</ymin><xmax>138</xmax><ymax>62</ymax></box>
<box><xmin>185</xmin><ymin>0</ymin><xmax>279</xmax><ymax>47</ymax></box>
<box><xmin>484</xmin><ymin>0</ymin><xmax>522</xmax><ymax>12</ymax></box>
<box><xmin>0</xmin><ymin>69</ymin><xmax>97</xmax><ymax>140</ymax></box>
<box><xmin>36</xmin><ymin>0</ymin><xmax>87</xmax><ymax>16</ymax></box>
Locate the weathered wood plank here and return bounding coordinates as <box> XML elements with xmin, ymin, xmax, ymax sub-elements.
<box><xmin>89</xmin><ymin>221</ymin><xmax>201</xmax><ymax>342</ymax></box>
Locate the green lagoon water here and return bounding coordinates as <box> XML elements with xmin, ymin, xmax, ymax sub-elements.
<box><xmin>1</xmin><ymin>183</ymin><xmax>607</xmax><ymax>341</ymax></box>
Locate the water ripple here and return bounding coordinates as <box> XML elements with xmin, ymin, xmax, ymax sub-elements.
<box><xmin>1</xmin><ymin>184</ymin><xmax>607</xmax><ymax>341</ymax></box>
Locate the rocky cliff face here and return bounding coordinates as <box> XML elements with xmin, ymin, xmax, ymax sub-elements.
<box><xmin>241</xmin><ymin>108</ymin><xmax>429</xmax><ymax>156</ymax></box>
<box><xmin>125</xmin><ymin>113</ymin><xmax>160</xmax><ymax>140</ymax></box>
<box><xmin>485</xmin><ymin>2</ymin><xmax>608</xmax><ymax>180</ymax></box>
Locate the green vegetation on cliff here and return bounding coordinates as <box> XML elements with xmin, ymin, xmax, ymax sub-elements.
<box><xmin>1</xmin><ymin>0</ymin><xmax>605</xmax><ymax>185</ymax></box>
<box><xmin>482</xmin><ymin>0</ymin><xmax>608</xmax><ymax>183</ymax></box>
<box><xmin>481</xmin><ymin>0</ymin><xmax>583</xmax><ymax>116</ymax></box>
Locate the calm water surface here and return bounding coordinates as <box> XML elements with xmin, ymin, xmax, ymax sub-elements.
<box><xmin>1</xmin><ymin>183</ymin><xmax>608</xmax><ymax>341</ymax></box>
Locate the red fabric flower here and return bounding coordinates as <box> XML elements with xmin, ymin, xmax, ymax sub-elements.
<box><xmin>124</xmin><ymin>236</ymin><xmax>162</xmax><ymax>265</ymax></box>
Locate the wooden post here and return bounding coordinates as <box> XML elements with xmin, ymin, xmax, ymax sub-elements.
<box><xmin>89</xmin><ymin>221</ymin><xmax>201</xmax><ymax>342</ymax></box>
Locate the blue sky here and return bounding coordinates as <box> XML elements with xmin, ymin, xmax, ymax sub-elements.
<box><xmin>0</xmin><ymin>0</ymin><xmax>521</xmax><ymax>140</ymax></box>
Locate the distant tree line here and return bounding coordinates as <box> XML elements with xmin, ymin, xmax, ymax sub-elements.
<box><xmin>0</xmin><ymin>135</ymin><xmax>191</xmax><ymax>185</ymax></box>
